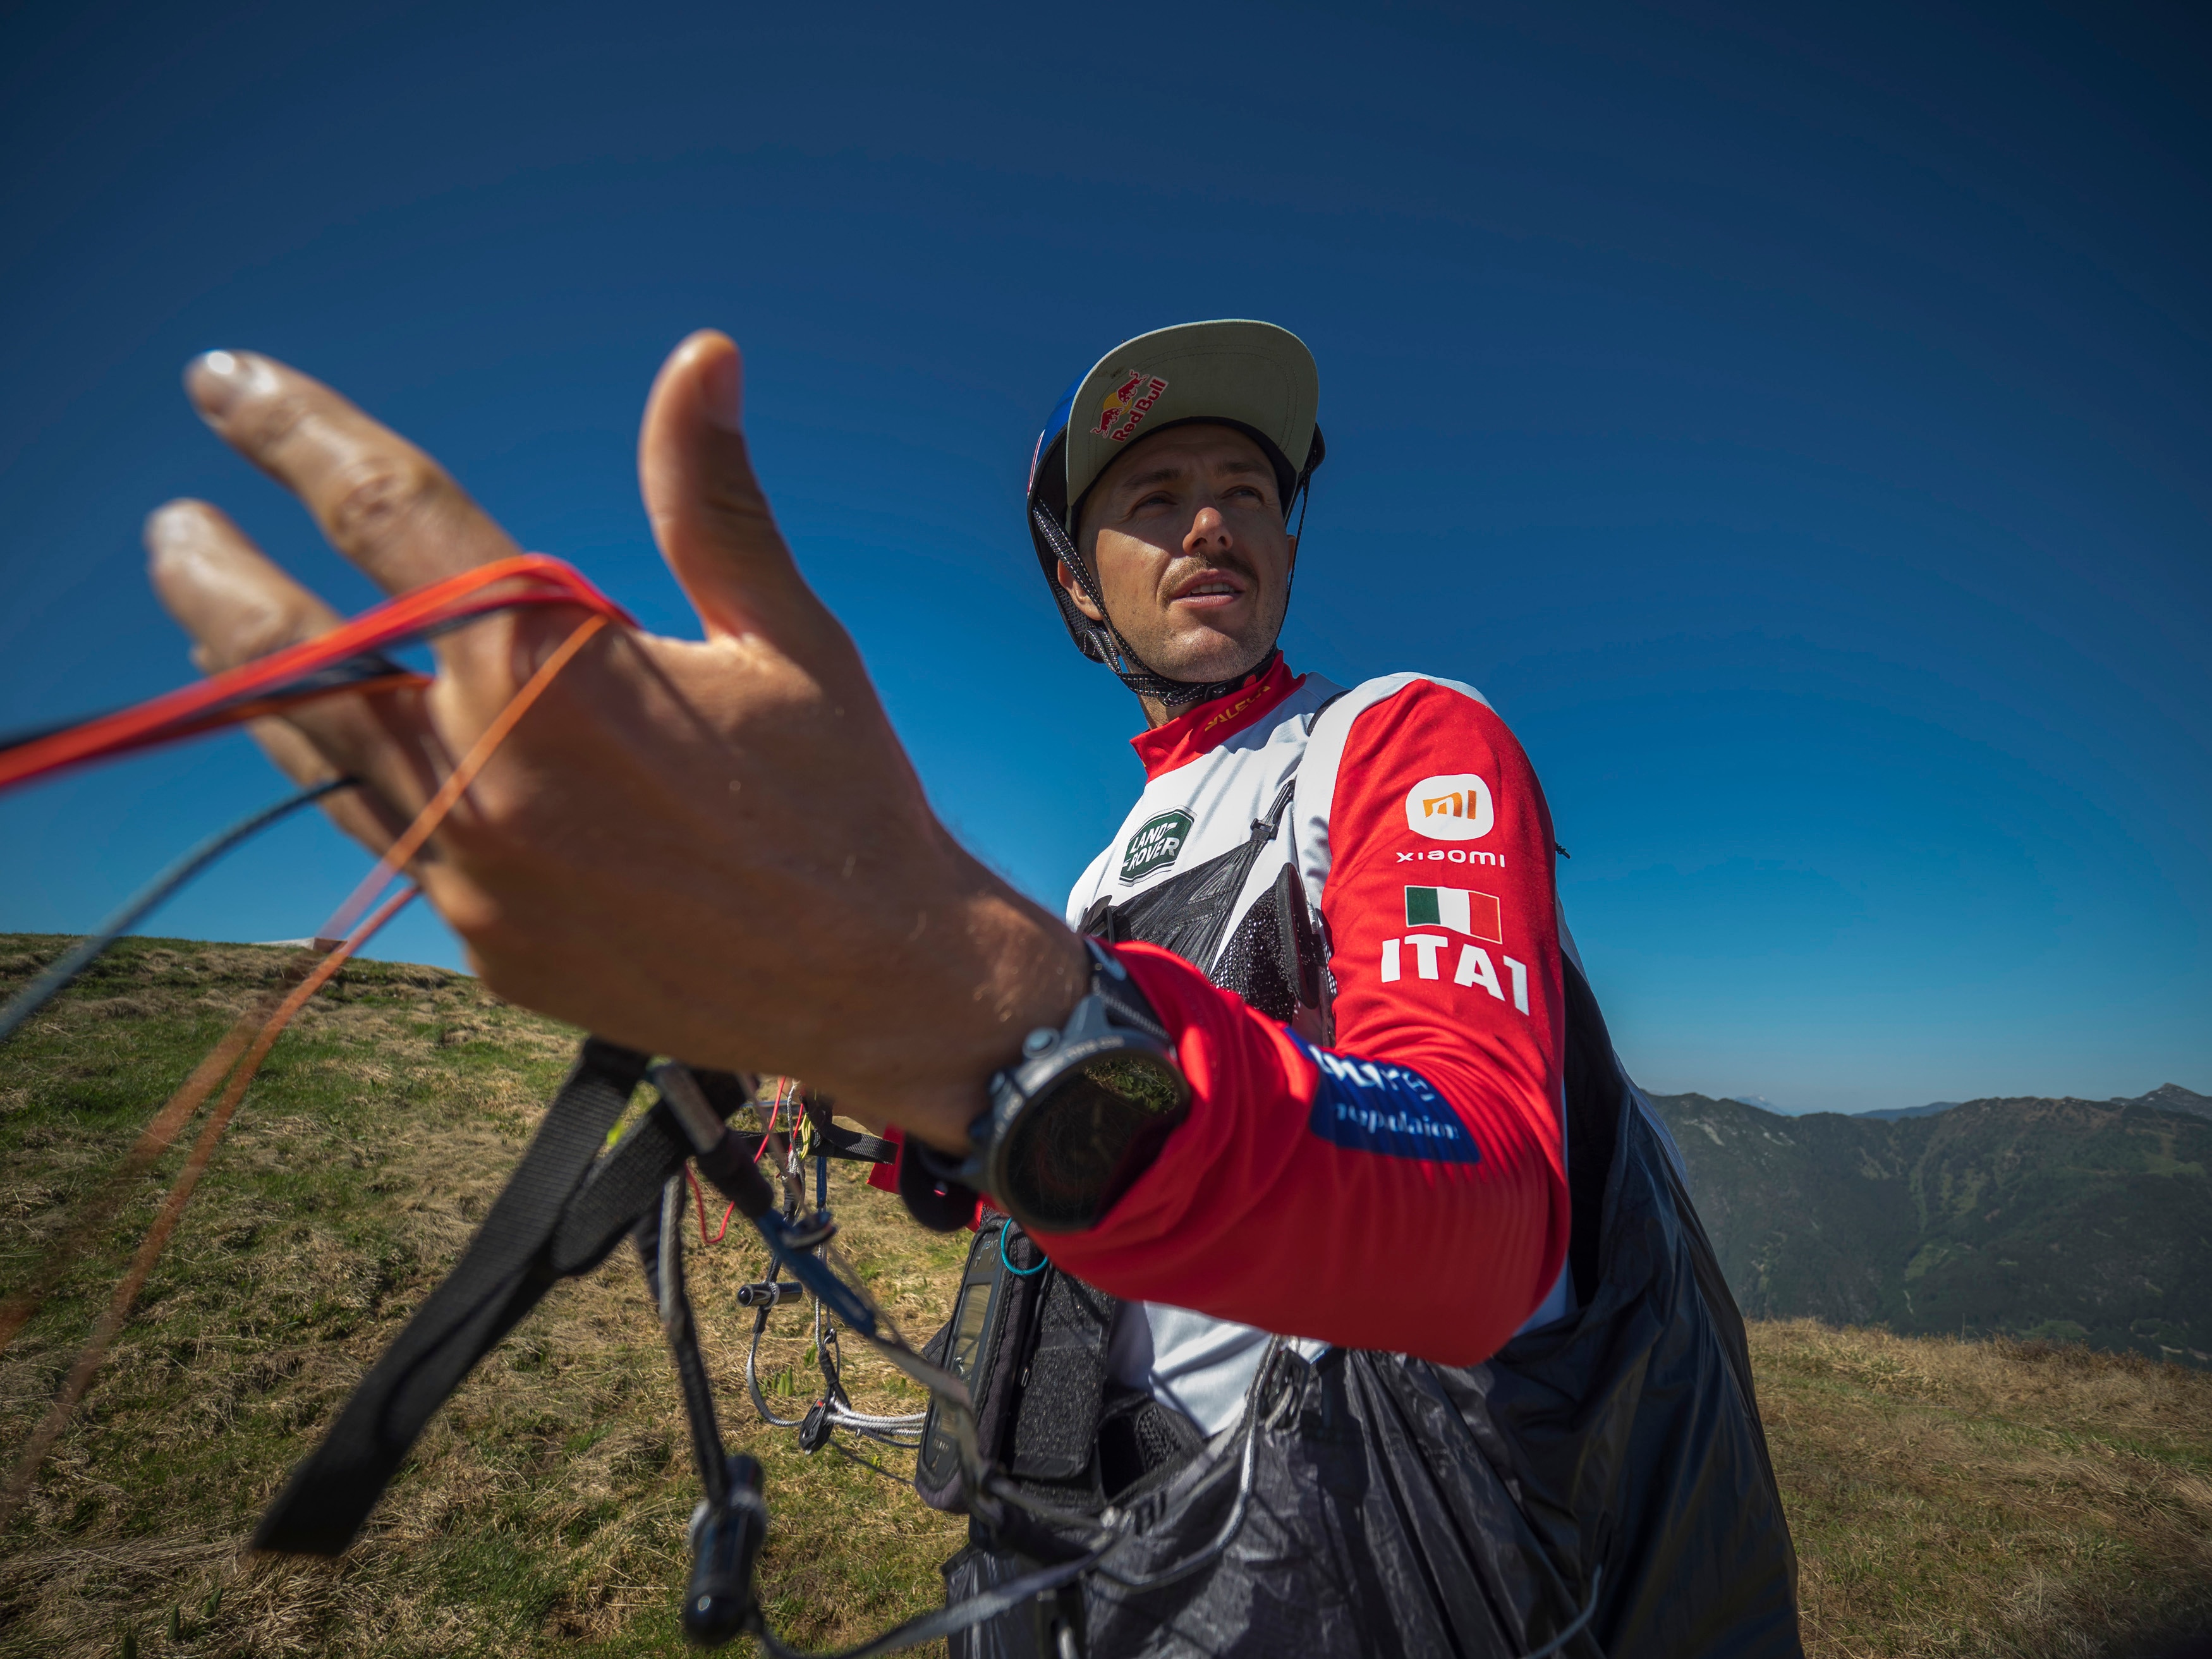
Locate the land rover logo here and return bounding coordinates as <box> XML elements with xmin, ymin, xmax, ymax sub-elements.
<box><xmin>1120</xmin><ymin>810</ymin><xmax>1194</xmax><ymax>884</ymax></box>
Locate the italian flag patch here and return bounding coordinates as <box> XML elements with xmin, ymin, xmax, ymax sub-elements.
<box><xmin>1403</xmin><ymin>885</ymin><xmax>1502</xmax><ymax>942</ymax></box>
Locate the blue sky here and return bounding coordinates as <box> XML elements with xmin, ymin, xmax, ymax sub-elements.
<box><xmin>1</xmin><ymin>1</ymin><xmax>2204</xmax><ymax>1114</ymax></box>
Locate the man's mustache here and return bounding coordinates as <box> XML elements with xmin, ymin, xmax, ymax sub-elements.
<box><xmin>1158</xmin><ymin>554</ymin><xmax>1259</xmax><ymax>597</ymax></box>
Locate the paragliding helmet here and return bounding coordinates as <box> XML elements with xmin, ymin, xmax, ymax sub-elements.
<box><xmin>1026</xmin><ymin>320</ymin><xmax>1325</xmax><ymax>706</ymax></box>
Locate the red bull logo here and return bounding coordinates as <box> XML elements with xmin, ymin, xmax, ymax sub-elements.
<box><xmin>1094</xmin><ymin>372</ymin><xmax>1169</xmax><ymax>443</ymax></box>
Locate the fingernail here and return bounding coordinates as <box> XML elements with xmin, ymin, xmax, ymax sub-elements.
<box><xmin>703</xmin><ymin>346</ymin><xmax>743</xmax><ymax>432</ymax></box>
<box><xmin>144</xmin><ymin>502</ymin><xmax>202</xmax><ymax>552</ymax></box>
<box><xmin>186</xmin><ymin>349</ymin><xmax>254</xmax><ymax>416</ymax></box>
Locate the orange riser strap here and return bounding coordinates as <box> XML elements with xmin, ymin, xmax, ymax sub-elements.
<box><xmin>0</xmin><ymin>554</ymin><xmax>629</xmax><ymax>793</ymax></box>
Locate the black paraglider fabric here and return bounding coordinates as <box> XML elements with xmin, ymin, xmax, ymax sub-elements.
<box><xmin>945</xmin><ymin>949</ymin><xmax>1804</xmax><ymax>1658</ymax></box>
<box><xmin>1007</xmin><ymin>1273</ymin><xmax>1116</xmax><ymax>1485</ymax></box>
<box><xmin>252</xmin><ymin>1038</ymin><xmax>652</xmax><ymax>1555</ymax></box>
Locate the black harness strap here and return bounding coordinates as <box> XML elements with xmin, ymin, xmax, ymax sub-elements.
<box><xmin>254</xmin><ymin>1038</ymin><xmax>652</xmax><ymax>1553</ymax></box>
<box><xmin>549</xmin><ymin>1066</ymin><xmax>780</xmax><ymax>1277</ymax></box>
<box><xmin>551</xmin><ymin>1100</ymin><xmax>703</xmax><ymax>1275</ymax></box>
<box><xmin>812</xmin><ymin>1118</ymin><xmax>896</xmax><ymax>1166</ymax></box>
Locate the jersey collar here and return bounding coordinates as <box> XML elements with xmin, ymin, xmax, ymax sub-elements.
<box><xmin>1130</xmin><ymin>653</ymin><xmax>1304</xmax><ymax>780</ymax></box>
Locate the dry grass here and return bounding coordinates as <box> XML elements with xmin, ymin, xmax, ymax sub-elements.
<box><xmin>0</xmin><ymin>937</ymin><xmax>966</xmax><ymax>1657</ymax></box>
<box><xmin>1</xmin><ymin>937</ymin><xmax>2208</xmax><ymax>1656</ymax></box>
<box><xmin>1756</xmin><ymin>1320</ymin><xmax>2212</xmax><ymax>1656</ymax></box>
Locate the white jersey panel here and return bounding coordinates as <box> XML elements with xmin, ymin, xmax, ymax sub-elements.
<box><xmin>1065</xmin><ymin>672</ymin><xmax>1346</xmax><ymax>935</ymax></box>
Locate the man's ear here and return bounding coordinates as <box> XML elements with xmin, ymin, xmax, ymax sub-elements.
<box><xmin>1055</xmin><ymin>557</ymin><xmax>1106</xmax><ymax>624</ymax></box>
<box><xmin>1285</xmin><ymin>532</ymin><xmax>1298</xmax><ymax>575</ymax></box>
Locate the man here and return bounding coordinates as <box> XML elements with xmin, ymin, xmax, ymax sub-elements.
<box><xmin>1014</xmin><ymin>321</ymin><xmax>1575</xmax><ymax>1402</ymax></box>
<box><xmin>149</xmin><ymin>323</ymin><xmax>1800</xmax><ymax>1655</ymax></box>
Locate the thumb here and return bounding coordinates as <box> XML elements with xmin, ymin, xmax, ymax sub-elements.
<box><xmin>638</xmin><ymin>331</ymin><xmax>821</xmax><ymax>644</ymax></box>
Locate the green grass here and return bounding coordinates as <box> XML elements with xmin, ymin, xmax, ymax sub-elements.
<box><xmin>1</xmin><ymin>936</ymin><xmax>2208</xmax><ymax>1656</ymax></box>
<box><xmin>0</xmin><ymin>935</ymin><xmax>968</xmax><ymax>1656</ymax></box>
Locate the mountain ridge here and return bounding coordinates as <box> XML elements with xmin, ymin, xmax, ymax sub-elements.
<box><xmin>1846</xmin><ymin>1083</ymin><xmax>2209</xmax><ymax>1124</ymax></box>
<box><xmin>1856</xmin><ymin>1100</ymin><xmax>1962</xmax><ymax>1122</ymax></box>
<box><xmin>1648</xmin><ymin>1088</ymin><xmax>2211</xmax><ymax>1365</ymax></box>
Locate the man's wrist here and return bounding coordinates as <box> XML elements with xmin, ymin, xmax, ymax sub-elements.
<box><xmin>966</xmin><ymin>940</ymin><xmax>1188</xmax><ymax>1232</ymax></box>
<box><xmin>890</xmin><ymin>939</ymin><xmax>1188</xmax><ymax>1236</ymax></box>
<box><xmin>833</xmin><ymin>883</ymin><xmax>1090</xmax><ymax>1153</ymax></box>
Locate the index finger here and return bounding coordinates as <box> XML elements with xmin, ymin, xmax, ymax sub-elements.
<box><xmin>185</xmin><ymin>350</ymin><xmax>520</xmax><ymax>597</ymax></box>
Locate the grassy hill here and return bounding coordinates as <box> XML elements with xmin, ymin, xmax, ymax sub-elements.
<box><xmin>1648</xmin><ymin>1091</ymin><xmax>2212</xmax><ymax>1363</ymax></box>
<box><xmin>1</xmin><ymin>935</ymin><xmax>2208</xmax><ymax>1657</ymax></box>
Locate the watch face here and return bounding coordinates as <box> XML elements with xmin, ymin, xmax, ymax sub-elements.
<box><xmin>999</xmin><ymin>1048</ymin><xmax>1188</xmax><ymax>1232</ymax></box>
<box><xmin>1073</xmin><ymin>1051</ymin><xmax>1185</xmax><ymax>1118</ymax></box>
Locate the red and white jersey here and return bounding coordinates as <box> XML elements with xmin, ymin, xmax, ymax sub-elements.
<box><xmin>1045</xmin><ymin>656</ymin><xmax>1574</xmax><ymax>1429</ymax></box>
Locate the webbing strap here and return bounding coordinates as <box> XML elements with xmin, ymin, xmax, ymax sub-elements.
<box><xmin>551</xmin><ymin>1100</ymin><xmax>705</xmax><ymax>1276</ymax></box>
<box><xmin>813</xmin><ymin>1119</ymin><xmax>897</xmax><ymax>1165</ymax></box>
<box><xmin>253</xmin><ymin>1038</ymin><xmax>651</xmax><ymax>1554</ymax></box>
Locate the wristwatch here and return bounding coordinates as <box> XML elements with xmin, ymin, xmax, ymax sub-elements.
<box><xmin>901</xmin><ymin>940</ymin><xmax>1189</xmax><ymax>1234</ymax></box>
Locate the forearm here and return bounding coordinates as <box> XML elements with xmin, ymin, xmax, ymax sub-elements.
<box><xmin>1042</xmin><ymin>944</ymin><xmax>1567</xmax><ymax>1365</ymax></box>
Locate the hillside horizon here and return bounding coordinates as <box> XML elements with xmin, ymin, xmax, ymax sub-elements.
<box><xmin>1725</xmin><ymin>1081</ymin><xmax>2211</xmax><ymax>1122</ymax></box>
<box><xmin>1650</xmin><ymin>1088</ymin><xmax>2212</xmax><ymax>1366</ymax></box>
<box><xmin>62</xmin><ymin>933</ymin><xmax>2212</xmax><ymax>1125</ymax></box>
<box><xmin>1</xmin><ymin>933</ymin><xmax>2208</xmax><ymax>1656</ymax></box>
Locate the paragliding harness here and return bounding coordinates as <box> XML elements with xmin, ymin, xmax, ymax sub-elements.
<box><xmin>239</xmin><ymin>1038</ymin><xmax>1606</xmax><ymax>1659</ymax></box>
<box><xmin>248</xmin><ymin>748</ymin><xmax>1802</xmax><ymax>1657</ymax></box>
<box><xmin>891</xmin><ymin>782</ymin><xmax>1805</xmax><ymax>1658</ymax></box>
<box><xmin>246</xmin><ymin>1043</ymin><xmax>1127</xmax><ymax>1657</ymax></box>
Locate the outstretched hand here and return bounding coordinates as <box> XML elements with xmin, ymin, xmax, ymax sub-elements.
<box><xmin>147</xmin><ymin>331</ymin><xmax>1086</xmax><ymax>1148</ymax></box>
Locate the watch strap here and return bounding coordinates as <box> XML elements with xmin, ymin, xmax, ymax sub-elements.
<box><xmin>896</xmin><ymin>939</ymin><xmax>1184</xmax><ymax>1234</ymax></box>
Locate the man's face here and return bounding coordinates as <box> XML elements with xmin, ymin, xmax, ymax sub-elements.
<box><xmin>1059</xmin><ymin>423</ymin><xmax>1296</xmax><ymax>690</ymax></box>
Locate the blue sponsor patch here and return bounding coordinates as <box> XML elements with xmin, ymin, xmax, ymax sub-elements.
<box><xmin>1291</xmin><ymin>1035</ymin><xmax>1481</xmax><ymax>1165</ymax></box>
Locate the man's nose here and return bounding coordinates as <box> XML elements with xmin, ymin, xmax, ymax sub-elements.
<box><xmin>1184</xmin><ymin>503</ymin><xmax>1231</xmax><ymax>553</ymax></box>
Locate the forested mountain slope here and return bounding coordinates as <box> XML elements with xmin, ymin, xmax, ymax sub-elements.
<box><xmin>1646</xmin><ymin>1090</ymin><xmax>2211</xmax><ymax>1363</ymax></box>
<box><xmin>1857</xmin><ymin>1084</ymin><xmax>2211</xmax><ymax>1124</ymax></box>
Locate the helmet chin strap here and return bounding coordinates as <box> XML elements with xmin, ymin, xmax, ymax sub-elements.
<box><xmin>1031</xmin><ymin>502</ymin><xmax>1273</xmax><ymax>708</ymax></box>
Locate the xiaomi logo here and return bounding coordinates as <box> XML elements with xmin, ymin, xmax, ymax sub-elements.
<box><xmin>1404</xmin><ymin>773</ymin><xmax>1495</xmax><ymax>841</ymax></box>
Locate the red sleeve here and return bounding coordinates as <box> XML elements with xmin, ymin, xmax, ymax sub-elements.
<box><xmin>1043</xmin><ymin>681</ymin><xmax>1569</xmax><ymax>1366</ymax></box>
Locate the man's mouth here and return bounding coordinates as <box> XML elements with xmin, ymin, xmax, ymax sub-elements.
<box><xmin>1167</xmin><ymin>569</ymin><xmax>1249</xmax><ymax>609</ymax></box>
